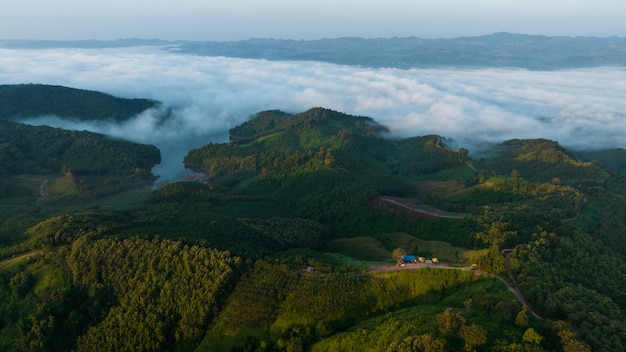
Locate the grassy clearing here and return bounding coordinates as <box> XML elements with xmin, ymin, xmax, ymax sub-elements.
<box><xmin>328</xmin><ymin>237</ymin><xmax>392</xmax><ymax>261</ymax></box>
<box><xmin>98</xmin><ymin>186</ymin><xmax>153</xmax><ymax>211</ymax></box>
<box><xmin>416</xmin><ymin>180</ymin><xmax>466</xmax><ymax>196</ymax></box>
<box><xmin>415</xmin><ymin>164</ymin><xmax>476</xmax><ymax>182</ymax></box>
<box><xmin>328</xmin><ymin>232</ymin><xmax>481</xmax><ymax>266</ymax></box>
<box><xmin>416</xmin><ymin>179</ymin><xmax>492</xmax><ymax>201</ymax></box>
<box><xmin>381</xmin><ymin>233</ymin><xmax>480</xmax><ymax>265</ymax></box>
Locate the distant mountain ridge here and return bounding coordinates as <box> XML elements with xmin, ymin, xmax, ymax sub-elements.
<box><xmin>174</xmin><ymin>32</ymin><xmax>626</xmax><ymax>70</ymax></box>
<box><xmin>3</xmin><ymin>32</ymin><xmax>625</xmax><ymax>70</ymax></box>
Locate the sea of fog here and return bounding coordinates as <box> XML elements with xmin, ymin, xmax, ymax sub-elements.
<box><xmin>2</xmin><ymin>46</ymin><xmax>626</xmax><ymax>182</ymax></box>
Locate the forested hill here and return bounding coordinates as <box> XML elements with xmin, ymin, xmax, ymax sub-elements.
<box><xmin>0</xmin><ymin>119</ymin><xmax>160</xmax><ymax>177</ymax></box>
<box><xmin>185</xmin><ymin>107</ymin><xmax>465</xmax><ymax>181</ymax></box>
<box><xmin>229</xmin><ymin>107</ymin><xmax>389</xmax><ymax>141</ymax></box>
<box><xmin>0</xmin><ymin>84</ymin><xmax>156</xmax><ymax>122</ymax></box>
<box><xmin>0</xmin><ymin>119</ymin><xmax>160</xmax><ymax>222</ymax></box>
<box><xmin>480</xmin><ymin>138</ymin><xmax>611</xmax><ymax>186</ymax></box>
<box><xmin>3</xmin><ymin>107</ymin><xmax>626</xmax><ymax>351</ymax></box>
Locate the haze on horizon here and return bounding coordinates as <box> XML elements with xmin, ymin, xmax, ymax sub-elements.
<box><xmin>3</xmin><ymin>1</ymin><xmax>626</xmax><ymax>181</ymax></box>
<box><xmin>2</xmin><ymin>0</ymin><xmax>626</xmax><ymax>41</ymax></box>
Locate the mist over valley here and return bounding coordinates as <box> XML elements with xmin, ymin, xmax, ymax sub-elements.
<box><xmin>2</xmin><ymin>36</ymin><xmax>626</xmax><ymax>182</ymax></box>
<box><xmin>3</xmin><ymin>33</ymin><xmax>626</xmax><ymax>352</ymax></box>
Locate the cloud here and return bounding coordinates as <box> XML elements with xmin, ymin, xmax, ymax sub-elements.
<box><xmin>2</xmin><ymin>47</ymin><xmax>626</xmax><ymax>180</ymax></box>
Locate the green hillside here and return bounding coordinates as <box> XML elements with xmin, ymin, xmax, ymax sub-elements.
<box><xmin>1</xmin><ymin>106</ymin><xmax>626</xmax><ymax>351</ymax></box>
<box><xmin>480</xmin><ymin>139</ymin><xmax>611</xmax><ymax>186</ymax></box>
<box><xmin>0</xmin><ymin>119</ymin><xmax>160</xmax><ymax>222</ymax></box>
<box><xmin>577</xmin><ymin>148</ymin><xmax>626</xmax><ymax>175</ymax></box>
<box><xmin>0</xmin><ymin>84</ymin><xmax>155</xmax><ymax>122</ymax></box>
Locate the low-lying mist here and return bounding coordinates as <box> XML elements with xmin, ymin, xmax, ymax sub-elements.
<box><xmin>2</xmin><ymin>46</ymin><xmax>626</xmax><ymax>181</ymax></box>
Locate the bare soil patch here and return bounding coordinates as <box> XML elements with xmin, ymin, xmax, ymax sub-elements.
<box><xmin>374</xmin><ymin>196</ymin><xmax>467</xmax><ymax>220</ymax></box>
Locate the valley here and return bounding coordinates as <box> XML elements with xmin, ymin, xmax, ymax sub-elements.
<box><xmin>1</xmin><ymin>88</ymin><xmax>625</xmax><ymax>351</ymax></box>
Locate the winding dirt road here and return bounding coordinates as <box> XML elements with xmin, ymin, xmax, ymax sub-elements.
<box><xmin>367</xmin><ymin>261</ymin><xmax>541</xmax><ymax>318</ymax></box>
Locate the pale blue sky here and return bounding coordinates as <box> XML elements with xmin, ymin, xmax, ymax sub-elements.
<box><xmin>2</xmin><ymin>0</ymin><xmax>625</xmax><ymax>40</ymax></box>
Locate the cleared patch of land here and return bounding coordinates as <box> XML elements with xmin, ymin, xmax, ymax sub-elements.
<box><xmin>375</xmin><ymin>195</ymin><xmax>469</xmax><ymax>220</ymax></box>
<box><xmin>329</xmin><ymin>232</ymin><xmax>482</xmax><ymax>266</ymax></box>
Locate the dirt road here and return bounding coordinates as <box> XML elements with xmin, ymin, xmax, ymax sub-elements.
<box><xmin>376</xmin><ymin>196</ymin><xmax>466</xmax><ymax>220</ymax></box>
<box><xmin>0</xmin><ymin>250</ymin><xmax>43</xmax><ymax>267</ymax></box>
<box><xmin>367</xmin><ymin>261</ymin><xmax>541</xmax><ymax>318</ymax></box>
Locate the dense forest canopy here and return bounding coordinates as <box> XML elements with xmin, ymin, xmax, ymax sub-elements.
<box><xmin>0</xmin><ymin>119</ymin><xmax>160</xmax><ymax>224</ymax></box>
<box><xmin>0</xmin><ymin>84</ymin><xmax>155</xmax><ymax>122</ymax></box>
<box><xmin>1</xmin><ymin>98</ymin><xmax>626</xmax><ymax>351</ymax></box>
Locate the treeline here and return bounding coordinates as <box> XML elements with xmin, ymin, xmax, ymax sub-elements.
<box><xmin>0</xmin><ymin>120</ymin><xmax>160</xmax><ymax>177</ymax></box>
<box><xmin>0</xmin><ymin>84</ymin><xmax>155</xmax><ymax>122</ymax></box>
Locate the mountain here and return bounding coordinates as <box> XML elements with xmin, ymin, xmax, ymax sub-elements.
<box><xmin>1</xmin><ymin>106</ymin><xmax>626</xmax><ymax>351</ymax></box>
<box><xmin>0</xmin><ymin>84</ymin><xmax>156</xmax><ymax>122</ymax></box>
<box><xmin>172</xmin><ymin>32</ymin><xmax>626</xmax><ymax>70</ymax></box>
<box><xmin>4</xmin><ymin>33</ymin><xmax>626</xmax><ymax>70</ymax></box>
<box><xmin>0</xmin><ymin>38</ymin><xmax>183</xmax><ymax>49</ymax></box>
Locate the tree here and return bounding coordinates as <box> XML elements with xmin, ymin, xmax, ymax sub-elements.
<box><xmin>553</xmin><ymin>320</ymin><xmax>592</xmax><ymax>352</ymax></box>
<box><xmin>515</xmin><ymin>306</ymin><xmax>529</xmax><ymax>328</ymax></box>
<box><xmin>458</xmin><ymin>323</ymin><xmax>487</xmax><ymax>352</ymax></box>
<box><xmin>387</xmin><ymin>333</ymin><xmax>445</xmax><ymax>352</ymax></box>
<box><xmin>522</xmin><ymin>328</ymin><xmax>543</xmax><ymax>345</ymax></box>
<box><xmin>392</xmin><ymin>248</ymin><xmax>406</xmax><ymax>261</ymax></box>
<box><xmin>436</xmin><ymin>308</ymin><xmax>466</xmax><ymax>337</ymax></box>
<box><xmin>476</xmin><ymin>222</ymin><xmax>516</xmax><ymax>246</ymax></box>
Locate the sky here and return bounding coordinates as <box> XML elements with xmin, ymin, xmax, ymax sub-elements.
<box><xmin>1</xmin><ymin>47</ymin><xmax>625</xmax><ymax>181</ymax></box>
<box><xmin>1</xmin><ymin>0</ymin><xmax>626</xmax><ymax>41</ymax></box>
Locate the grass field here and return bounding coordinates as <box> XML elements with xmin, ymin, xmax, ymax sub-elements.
<box><xmin>414</xmin><ymin>164</ymin><xmax>476</xmax><ymax>182</ymax></box>
<box><xmin>381</xmin><ymin>232</ymin><xmax>481</xmax><ymax>265</ymax></box>
<box><xmin>329</xmin><ymin>233</ymin><xmax>481</xmax><ymax>265</ymax></box>
<box><xmin>328</xmin><ymin>237</ymin><xmax>393</xmax><ymax>261</ymax></box>
<box><xmin>416</xmin><ymin>179</ymin><xmax>492</xmax><ymax>201</ymax></box>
